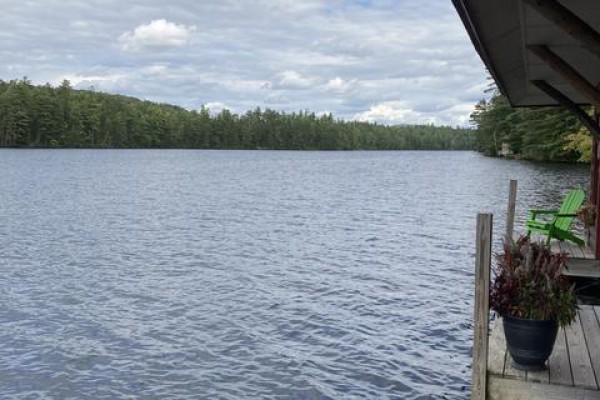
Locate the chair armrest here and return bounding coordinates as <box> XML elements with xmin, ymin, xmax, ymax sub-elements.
<box><xmin>529</xmin><ymin>209</ymin><xmax>558</xmax><ymax>220</ymax></box>
<box><xmin>529</xmin><ymin>209</ymin><xmax>558</xmax><ymax>215</ymax></box>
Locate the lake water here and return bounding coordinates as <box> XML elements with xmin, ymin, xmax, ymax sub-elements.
<box><xmin>0</xmin><ymin>150</ymin><xmax>588</xmax><ymax>399</ymax></box>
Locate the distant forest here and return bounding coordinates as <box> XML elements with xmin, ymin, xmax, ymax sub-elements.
<box><xmin>0</xmin><ymin>79</ymin><xmax>473</xmax><ymax>150</ymax></box>
<box><xmin>470</xmin><ymin>88</ymin><xmax>591</xmax><ymax>162</ymax></box>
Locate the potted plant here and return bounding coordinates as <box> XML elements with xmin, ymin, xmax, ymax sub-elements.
<box><xmin>577</xmin><ymin>203</ymin><xmax>596</xmax><ymax>248</ymax></box>
<box><xmin>490</xmin><ymin>236</ymin><xmax>577</xmax><ymax>371</ymax></box>
<box><xmin>577</xmin><ymin>203</ymin><xmax>596</xmax><ymax>227</ymax></box>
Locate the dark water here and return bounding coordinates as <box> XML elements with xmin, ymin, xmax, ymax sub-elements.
<box><xmin>0</xmin><ymin>150</ymin><xmax>588</xmax><ymax>399</ymax></box>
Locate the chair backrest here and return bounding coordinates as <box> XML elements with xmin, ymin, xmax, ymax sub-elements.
<box><xmin>555</xmin><ymin>188</ymin><xmax>585</xmax><ymax>231</ymax></box>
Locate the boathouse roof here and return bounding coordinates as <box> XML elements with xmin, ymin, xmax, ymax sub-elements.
<box><xmin>452</xmin><ymin>0</ymin><xmax>600</xmax><ymax>107</ymax></box>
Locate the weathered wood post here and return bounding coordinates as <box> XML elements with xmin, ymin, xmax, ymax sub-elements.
<box><xmin>589</xmin><ymin>106</ymin><xmax>600</xmax><ymax>260</ymax></box>
<box><xmin>472</xmin><ymin>213</ymin><xmax>493</xmax><ymax>400</ymax></box>
<box><xmin>506</xmin><ymin>180</ymin><xmax>517</xmax><ymax>240</ymax></box>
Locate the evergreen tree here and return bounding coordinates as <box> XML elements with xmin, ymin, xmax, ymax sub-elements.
<box><xmin>470</xmin><ymin>88</ymin><xmax>589</xmax><ymax>162</ymax></box>
<box><xmin>0</xmin><ymin>79</ymin><xmax>475</xmax><ymax>151</ymax></box>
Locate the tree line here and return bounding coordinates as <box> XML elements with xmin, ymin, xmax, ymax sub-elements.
<box><xmin>0</xmin><ymin>79</ymin><xmax>474</xmax><ymax>150</ymax></box>
<box><xmin>470</xmin><ymin>87</ymin><xmax>591</xmax><ymax>162</ymax></box>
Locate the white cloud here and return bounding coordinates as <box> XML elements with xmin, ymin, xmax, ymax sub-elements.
<box><xmin>54</xmin><ymin>73</ymin><xmax>124</xmax><ymax>88</ymax></box>
<box><xmin>119</xmin><ymin>19</ymin><xmax>196</xmax><ymax>52</ymax></box>
<box><xmin>355</xmin><ymin>101</ymin><xmax>432</xmax><ymax>125</ymax></box>
<box><xmin>325</xmin><ymin>77</ymin><xmax>355</xmax><ymax>93</ymax></box>
<box><xmin>0</xmin><ymin>1</ymin><xmax>489</xmax><ymax>126</ymax></box>
<box><xmin>272</xmin><ymin>70</ymin><xmax>315</xmax><ymax>90</ymax></box>
<box><xmin>355</xmin><ymin>100</ymin><xmax>477</xmax><ymax>126</ymax></box>
<box><xmin>203</xmin><ymin>102</ymin><xmax>231</xmax><ymax>115</ymax></box>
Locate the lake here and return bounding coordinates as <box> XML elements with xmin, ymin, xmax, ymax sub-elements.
<box><xmin>0</xmin><ymin>150</ymin><xmax>588</xmax><ymax>399</ymax></box>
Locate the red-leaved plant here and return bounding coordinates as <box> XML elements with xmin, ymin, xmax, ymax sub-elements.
<box><xmin>490</xmin><ymin>236</ymin><xmax>577</xmax><ymax>327</ymax></box>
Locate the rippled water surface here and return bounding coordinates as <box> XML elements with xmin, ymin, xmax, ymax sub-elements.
<box><xmin>0</xmin><ymin>150</ymin><xmax>588</xmax><ymax>399</ymax></box>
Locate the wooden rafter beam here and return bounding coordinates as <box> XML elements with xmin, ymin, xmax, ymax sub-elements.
<box><xmin>522</xmin><ymin>0</ymin><xmax>600</xmax><ymax>60</ymax></box>
<box><xmin>531</xmin><ymin>80</ymin><xmax>600</xmax><ymax>140</ymax></box>
<box><xmin>527</xmin><ymin>45</ymin><xmax>600</xmax><ymax>105</ymax></box>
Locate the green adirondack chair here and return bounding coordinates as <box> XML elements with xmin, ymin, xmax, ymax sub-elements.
<box><xmin>526</xmin><ymin>188</ymin><xmax>585</xmax><ymax>245</ymax></box>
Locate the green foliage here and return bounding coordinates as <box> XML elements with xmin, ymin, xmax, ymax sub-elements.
<box><xmin>564</xmin><ymin>128</ymin><xmax>592</xmax><ymax>163</ymax></box>
<box><xmin>490</xmin><ymin>236</ymin><xmax>577</xmax><ymax>327</ymax></box>
<box><xmin>0</xmin><ymin>79</ymin><xmax>474</xmax><ymax>150</ymax></box>
<box><xmin>470</xmin><ymin>88</ymin><xmax>589</xmax><ymax>162</ymax></box>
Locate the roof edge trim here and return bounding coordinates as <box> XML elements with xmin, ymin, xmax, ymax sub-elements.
<box><xmin>452</xmin><ymin>0</ymin><xmax>511</xmax><ymax>102</ymax></box>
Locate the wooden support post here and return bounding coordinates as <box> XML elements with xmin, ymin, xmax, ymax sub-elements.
<box><xmin>591</xmin><ymin>134</ymin><xmax>597</xmax><ymax>211</ymax></box>
<box><xmin>472</xmin><ymin>213</ymin><xmax>493</xmax><ymax>400</ymax></box>
<box><xmin>506</xmin><ymin>180</ymin><xmax>517</xmax><ymax>240</ymax></box>
<box><xmin>590</xmin><ymin>106</ymin><xmax>600</xmax><ymax>260</ymax></box>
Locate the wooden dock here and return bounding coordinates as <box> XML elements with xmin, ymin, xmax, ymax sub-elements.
<box><xmin>550</xmin><ymin>240</ymin><xmax>594</xmax><ymax>260</ymax></box>
<box><xmin>549</xmin><ymin>239</ymin><xmax>600</xmax><ymax>278</ymax></box>
<box><xmin>487</xmin><ymin>306</ymin><xmax>600</xmax><ymax>400</ymax></box>
<box><xmin>473</xmin><ymin>210</ymin><xmax>600</xmax><ymax>399</ymax></box>
<box><xmin>552</xmin><ymin>240</ymin><xmax>600</xmax><ymax>278</ymax></box>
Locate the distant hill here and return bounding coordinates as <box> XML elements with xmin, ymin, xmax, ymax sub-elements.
<box><xmin>0</xmin><ymin>79</ymin><xmax>474</xmax><ymax>150</ymax></box>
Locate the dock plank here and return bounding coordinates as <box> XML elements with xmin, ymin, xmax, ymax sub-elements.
<box><xmin>504</xmin><ymin>353</ymin><xmax>527</xmax><ymax>380</ymax></box>
<box><xmin>582</xmin><ymin>245</ymin><xmax>594</xmax><ymax>259</ymax></box>
<box><xmin>564</xmin><ymin>259</ymin><xmax>600</xmax><ymax>278</ymax></box>
<box><xmin>580</xmin><ymin>306</ymin><xmax>600</xmax><ymax>386</ymax></box>
<box><xmin>547</xmin><ymin>237</ymin><xmax>594</xmax><ymax>259</ymax></box>
<box><xmin>561</xmin><ymin>241</ymin><xmax>572</xmax><ymax>256</ymax></box>
<box><xmin>571</xmin><ymin>244</ymin><xmax>585</xmax><ymax>259</ymax></box>
<box><xmin>488</xmin><ymin>376</ymin><xmax>600</xmax><ymax>400</ymax></box>
<box><xmin>528</xmin><ymin>363</ymin><xmax>550</xmax><ymax>383</ymax></box>
<box><xmin>548</xmin><ymin>327</ymin><xmax>572</xmax><ymax>386</ymax></box>
<box><xmin>488</xmin><ymin>316</ymin><xmax>506</xmax><ymax>376</ymax></box>
<box><xmin>566</xmin><ymin>315</ymin><xmax>598</xmax><ymax>389</ymax></box>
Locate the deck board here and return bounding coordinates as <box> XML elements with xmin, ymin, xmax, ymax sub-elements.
<box><xmin>580</xmin><ymin>307</ymin><xmax>600</xmax><ymax>388</ymax></box>
<box><xmin>548</xmin><ymin>328</ymin><xmax>572</xmax><ymax>386</ymax></box>
<box><xmin>564</xmin><ymin>259</ymin><xmax>600</xmax><ymax>278</ymax></box>
<box><xmin>488</xmin><ymin>316</ymin><xmax>506</xmax><ymax>376</ymax></box>
<box><xmin>523</xmin><ymin>236</ymin><xmax>599</xmax><ymax>276</ymax></box>
<box><xmin>562</xmin><ymin>241</ymin><xmax>573</xmax><ymax>256</ymax></box>
<box><xmin>504</xmin><ymin>356</ymin><xmax>527</xmax><ymax>379</ymax></box>
<box><xmin>542</xmin><ymin>238</ymin><xmax>593</xmax><ymax>259</ymax></box>
<box><xmin>566</xmin><ymin>315</ymin><xmax>598</xmax><ymax>389</ymax></box>
<box><xmin>488</xmin><ymin>376</ymin><xmax>600</xmax><ymax>400</ymax></box>
<box><xmin>528</xmin><ymin>363</ymin><xmax>550</xmax><ymax>383</ymax></box>
<box><xmin>571</xmin><ymin>245</ymin><xmax>586</xmax><ymax>259</ymax></box>
<box><xmin>487</xmin><ymin>306</ymin><xmax>600</xmax><ymax>398</ymax></box>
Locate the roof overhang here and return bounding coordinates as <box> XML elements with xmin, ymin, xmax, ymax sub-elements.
<box><xmin>452</xmin><ymin>0</ymin><xmax>600</xmax><ymax>107</ymax></box>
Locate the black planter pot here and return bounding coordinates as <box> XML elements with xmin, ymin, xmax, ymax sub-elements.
<box><xmin>503</xmin><ymin>315</ymin><xmax>559</xmax><ymax>371</ymax></box>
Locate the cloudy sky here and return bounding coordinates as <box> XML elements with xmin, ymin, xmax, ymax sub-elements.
<box><xmin>0</xmin><ymin>0</ymin><xmax>489</xmax><ymax>126</ymax></box>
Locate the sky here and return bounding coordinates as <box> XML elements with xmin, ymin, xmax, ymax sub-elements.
<box><xmin>0</xmin><ymin>0</ymin><xmax>490</xmax><ymax>126</ymax></box>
